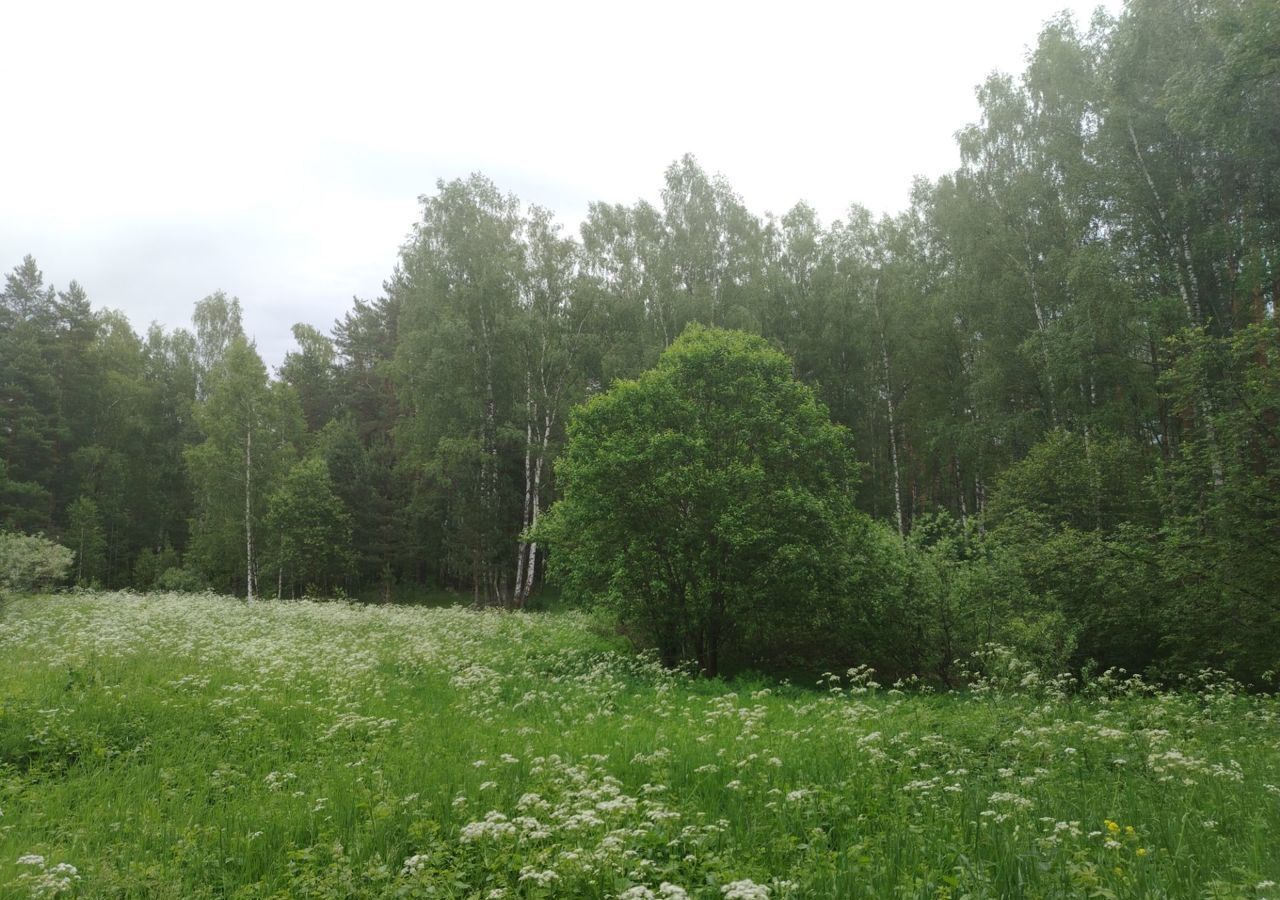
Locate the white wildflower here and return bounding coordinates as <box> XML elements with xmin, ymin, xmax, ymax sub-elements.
<box><xmin>619</xmin><ymin>887</ymin><xmax>657</xmax><ymax>900</ymax></box>
<box><xmin>518</xmin><ymin>866</ymin><xmax>559</xmax><ymax>887</ymax></box>
<box><xmin>460</xmin><ymin>811</ymin><xmax>518</xmax><ymax>842</ymax></box>
<box><xmin>401</xmin><ymin>853</ymin><xmax>431</xmax><ymax>876</ymax></box>
<box><xmin>722</xmin><ymin>879</ymin><xmax>770</xmax><ymax>900</ymax></box>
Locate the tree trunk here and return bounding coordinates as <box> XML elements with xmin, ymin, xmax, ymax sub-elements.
<box><xmin>244</xmin><ymin>425</ymin><xmax>255</xmax><ymax>603</ymax></box>
<box><xmin>703</xmin><ymin>590</ymin><xmax>724</xmax><ymax>679</ymax></box>
<box><xmin>975</xmin><ymin>473</ymin><xmax>987</xmax><ymax>536</ymax></box>
<box><xmin>514</xmin><ymin>377</ymin><xmax>534</xmax><ymax>608</ymax></box>
<box><xmin>1127</xmin><ymin>122</ymin><xmax>1223</xmax><ymax>487</ymax></box>
<box><xmin>872</xmin><ymin>279</ymin><xmax>906</xmax><ymax>537</ymax></box>
<box><xmin>1019</xmin><ymin>226</ymin><xmax>1060</xmax><ymax>428</ymax></box>
<box><xmin>521</xmin><ymin>408</ymin><xmax>554</xmax><ymax>605</ymax></box>
<box><xmin>479</xmin><ymin>312</ymin><xmax>501</xmax><ymax>604</ymax></box>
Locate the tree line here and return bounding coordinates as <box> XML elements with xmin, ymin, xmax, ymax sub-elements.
<box><xmin>2</xmin><ymin>0</ymin><xmax>1276</xmax><ymax>680</ymax></box>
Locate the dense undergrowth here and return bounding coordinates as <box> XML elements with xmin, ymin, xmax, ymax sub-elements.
<box><xmin>1</xmin><ymin>593</ymin><xmax>1277</xmax><ymax>898</ymax></box>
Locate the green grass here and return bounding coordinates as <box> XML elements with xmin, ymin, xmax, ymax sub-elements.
<box><xmin>1</xmin><ymin>593</ymin><xmax>1277</xmax><ymax>899</ymax></box>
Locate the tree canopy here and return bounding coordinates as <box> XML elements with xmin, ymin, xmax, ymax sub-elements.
<box><xmin>1</xmin><ymin>0</ymin><xmax>1277</xmax><ymax>681</ymax></box>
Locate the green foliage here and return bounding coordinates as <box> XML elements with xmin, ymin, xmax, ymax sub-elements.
<box><xmin>263</xmin><ymin>455</ymin><xmax>355</xmax><ymax>596</ymax></box>
<box><xmin>854</xmin><ymin>513</ymin><xmax>1073</xmax><ymax>685</ymax></box>
<box><xmin>185</xmin><ymin>337</ymin><xmax>303</xmax><ymax>594</ymax></box>
<box><xmin>154</xmin><ymin>564</ymin><xmax>209</xmax><ymax>593</ymax></box>
<box><xmin>1</xmin><ymin>0</ymin><xmax>1277</xmax><ymax>684</ymax></box>
<box><xmin>280</xmin><ymin>323</ymin><xmax>338</xmax><ymax>431</ymax></box>
<box><xmin>987</xmin><ymin>430</ymin><xmax>1159</xmax><ymax>532</ymax></box>
<box><xmin>391</xmin><ymin>175</ymin><xmax>528</xmax><ymax>603</ymax></box>
<box><xmin>131</xmin><ymin>544</ymin><xmax>179</xmax><ymax>591</ymax></box>
<box><xmin>986</xmin><ymin>512</ymin><xmax>1164</xmax><ymax>675</ymax></box>
<box><xmin>0</xmin><ymin>458</ymin><xmax>49</xmax><ymax>536</ymax></box>
<box><xmin>0</xmin><ymin>531</ymin><xmax>73</xmax><ymax>593</ymax></box>
<box><xmin>1</xmin><ymin>593</ymin><xmax>1277</xmax><ymax>898</ymax></box>
<box><xmin>980</xmin><ymin>431</ymin><xmax>1169</xmax><ymax>675</ymax></box>
<box><xmin>0</xmin><ymin>257</ymin><xmax>59</xmax><ymax>532</ymax></box>
<box><xmin>1154</xmin><ymin>321</ymin><xmax>1280</xmax><ymax>683</ymax></box>
<box><xmin>540</xmin><ymin>326</ymin><xmax>864</xmax><ymax>676</ymax></box>
<box><xmin>66</xmin><ymin>495</ymin><xmax>107</xmax><ymax>586</ymax></box>
<box><xmin>191</xmin><ymin>290</ymin><xmax>244</xmax><ymax>400</ymax></box>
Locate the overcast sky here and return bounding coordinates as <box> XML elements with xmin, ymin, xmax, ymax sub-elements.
<box><xmin>2</xmin><ymin>0</ymin><xmax>1119</xmax><ymax>367</ymax></box>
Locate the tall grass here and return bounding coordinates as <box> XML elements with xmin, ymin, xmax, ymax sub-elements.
<box><xmin>1</xmin><ymin>592</ymin><xmax>1276</xmax><ymax>898</ymax></box>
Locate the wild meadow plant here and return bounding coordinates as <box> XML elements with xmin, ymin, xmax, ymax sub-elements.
<box><xmin>1</xmin><ymin>592</ymin><xmax>1277</xmax><ymax>898</ymax></box>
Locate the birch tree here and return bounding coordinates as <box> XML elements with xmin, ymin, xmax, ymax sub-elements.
<box><xmin>191</xmin><ymin>291</ymin><xmax>245</xmax><ymax>401</ymax></box>
<box><xmin>186</xmin><ymin>337</ymin><xmax>301</xmax><ymax>597</ymax></box>
<box><xmin>392</xmin><ymin>175</ymin><xmax>524</xmax><ymax>604</ymax></box>
<box><xmin>512</xmin><ymin>209</ymin><xmax>591</xmax><ymax>607</ymax></box>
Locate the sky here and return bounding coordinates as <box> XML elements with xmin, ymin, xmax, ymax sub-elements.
<box><xmin>2</xmin><ymin>0</ymin><xmax>1121</xmax><ymax>367</ymax></box>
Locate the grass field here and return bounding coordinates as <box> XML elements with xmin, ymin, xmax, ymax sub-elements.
<box><xmin>1</xmin><ymin>592</ymin><xmax>1277</xmax><ymax>899</ymax></box>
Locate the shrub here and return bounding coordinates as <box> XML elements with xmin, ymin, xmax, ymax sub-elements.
<box><xmin>0</xmin><ymin>530</ymin><xmax>74</xmax><ymax>593</ymax></box>
<box><xmin>155</xmin><ymin>565</ymin><xmax>210</xmax><ymax>593</ymax></box>
<box><xmin>538</xmin><ymin>325</ymin><xmax>869</xmax><ymax>677</ymax></box>
<box><xmin>133</xmin><ymin>544</ymin><xmax>180</xmax><ymax>591</ymax></box>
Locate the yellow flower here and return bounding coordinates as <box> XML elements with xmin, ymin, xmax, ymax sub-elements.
<box><xmin>1105</xmin><ymin>820</ymin><xmax>1120</xmax><ymax>834</ymax></box>
<box><xmin>1136</xmin><ymin>848</ymin><xmax>1148</xmax><ymax>857</ymax></box>
<box><xmin>1124</xmin><ymin>825</ymin><xmax>1135</xmax><ymax>836</ymax></box>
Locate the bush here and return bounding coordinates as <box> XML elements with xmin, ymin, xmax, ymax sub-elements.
<box><xmin>133</xmin><ymin>545</ymin><xmax>180</xmax><ymax>591</ymax></box>
<box><xmin>155</xmin><ymin>565</ymin><xmax>209</xmax><ymax>593</ymax></box>
<box><xmin>0</xmin><ymin>531</ymin><xmax>74</xmax><ymax>593</ymax></box>
<box><xmin>538</xmin><ymin>326</ymin><xmax>869</xmax><ymax>677</ymax></box>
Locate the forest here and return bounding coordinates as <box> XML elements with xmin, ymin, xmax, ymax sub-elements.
<box><xmin>2</xmin><ymin>0</ymin><xmax>1278</xmax><ymax>684</ymax></box>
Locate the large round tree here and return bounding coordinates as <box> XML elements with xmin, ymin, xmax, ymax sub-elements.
<box><xmin>538</xmin><ymin>325</ymin><xmax>864</xmax><ymax>676</ymax></box>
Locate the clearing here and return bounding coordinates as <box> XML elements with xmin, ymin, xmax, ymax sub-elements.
<box><xmin>1</xmin><ymin>593</ymin><xmax>1277</xmax><ymax>898</ymax></box>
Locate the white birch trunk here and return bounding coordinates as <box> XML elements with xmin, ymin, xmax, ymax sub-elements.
<box><xmin>244</xmin><ymin>424</ymin><xmax>255</xmax><ymax>603</ymax></box>
<box><xmin>514</xmin><ymin>376</ymin><xmax>535</xmax><ymax>607</ymax></box>
<box><xmin>1177</xmin><ymin>221</ymin><xmax>1226</xmax><ymax>488</ymax></box>
<box><xmin>1127</xmin><ymin>123</ymin><xmax>1223</xmax><ymax>486</ymax></box>
<box><xmin>975</xmin><ymin>474</ymin><xmax>987</xmax><ymax>536</ymax></box>
<box><xmin>520</xmin><ymin>407</ymin><xmax>554</xmax><ymax>604</ymax></box>
<box><xmin>873</xmin><ymin>279</ymin><xmax>906</xmax><ymax>538</ymax></box>
<box><xmin>477</xmin><ymin>309</ymin><xmax>500</xmax><ymax>604</ymax></box>
<box><xmin>1011</xmin><ymin>218</ymin><xmax>1061</xmax><ymax>427</ymax></box>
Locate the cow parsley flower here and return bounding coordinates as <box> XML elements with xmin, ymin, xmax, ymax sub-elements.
<box><xmin>722</xmin><ymin>879</ymin><xmax>770</xmax><ymax>900</ymax></box>
<box><xmin>401</xmin><ymin>854</ymin><xmax>432</xmax><ymax>876</ymax></box>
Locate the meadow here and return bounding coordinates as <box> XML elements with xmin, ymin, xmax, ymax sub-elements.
<box><xmin>1</xmin><ymin>593</ymin><xmax>1277</xmax><ymax>899</ymax></box>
